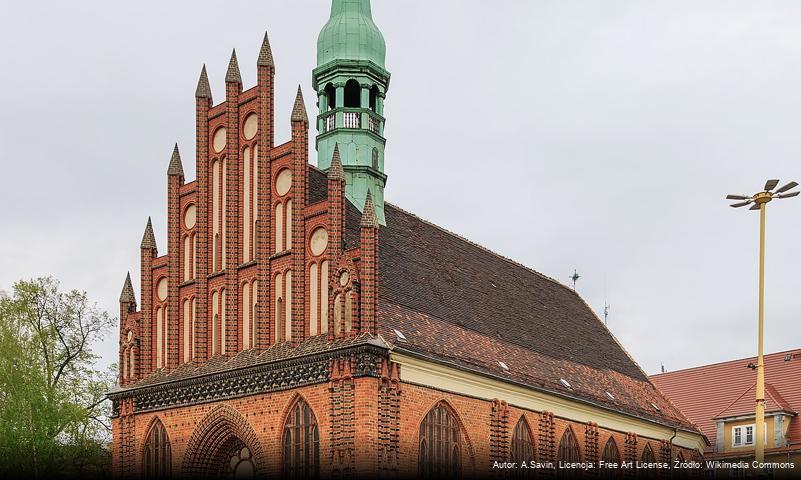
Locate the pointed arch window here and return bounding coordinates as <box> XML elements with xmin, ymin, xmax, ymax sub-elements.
<box><xmin>282</xmin><ymin>399</ymin><xmax>320</xmax><ymax>479</ymax></box>
<box><xmin>419</xmin><ymin>402</ymin><xmax>462</xmax><ymax>478</ymax></box>
<box><xmin>638</xmin><ymin>444</ymin><xmax>655</xmax><ymax>478</ymax></box>
<box><xmin>143</xmin><ymin>420</ymin><xmax>171</xmax><ymax>478</ymax></box>
<box><xmin>601</xmin><ymin>437</ymin><xmax>621</xmax><ymax>478</ymax></box>
<box><xmin>557</xmin><ymin>428</ymin><xmax>580</xmax><ymax>478</ymax></box>
<box><xmin>511</xmin><ymin>417</ymin><xmax>534</xmax><ymax>478</ymax></box>
<box><xmin>641</xmin><ymin>444</ymin><xmax>655</xmax><ymax>463</ymax></box>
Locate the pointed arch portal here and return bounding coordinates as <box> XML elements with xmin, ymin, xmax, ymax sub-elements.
<box><xmin>182</xmin><ymin>404</ymin><xmax>264</xmax><ymax>479</ymax></box>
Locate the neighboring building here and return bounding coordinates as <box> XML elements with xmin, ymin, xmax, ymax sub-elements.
<box><xmin>651</xmin><ymin>349</ymin><xmax>801</xmax><ymax>475</ymax></box>
<box><xmin>109</xmin><ymin>0</ymin><xmax>705</xmax><ymax>477</ymax></box>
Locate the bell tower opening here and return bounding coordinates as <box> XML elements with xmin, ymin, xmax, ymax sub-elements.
<box><xmin>314</xmin><ymin>0</ymin><xmax>390</xmax><ymax>225</ymax></box>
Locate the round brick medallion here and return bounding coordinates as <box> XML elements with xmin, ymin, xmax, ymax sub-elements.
<box><xmin>275</xmin><ymin>169</ymin><xmax>292</xmax><ymax>196</ymax></box>
<box><xmin>310</xmin><ymin>228</ymin><xmax>328</xmax><ymax>256</ymax></box>
<box><xmin>157</xmin><ymin>278</ymin><xmax>168</xmax><ymax>301</ymax></box>
<box><xmin>243</xmin><ymin>114</ymin><xmax>258</xmax><ymax>140</ymax></box>
<box><xmin>184</xmin><ymin>204</ymin><xmax>197</xmax><ymax>229</ymax></box>
<box><xmin>213</xmin><ymin>127</ymin><xmax>227</xmax><ymax>153</ymax></box>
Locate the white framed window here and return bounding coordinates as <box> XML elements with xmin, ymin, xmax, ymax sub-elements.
<box><xmin>731</xmin><ymin>424</ymin><xmax>767</xmax><ymax>448</ymax></box>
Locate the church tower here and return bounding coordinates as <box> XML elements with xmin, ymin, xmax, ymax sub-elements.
<box><xmin>314</xmin><ymin>0</ymin><xmax>390</xmax><ymax>225</ymax></box>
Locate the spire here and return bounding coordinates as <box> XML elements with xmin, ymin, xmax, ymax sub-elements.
<box><xmin>257</xmin><ymin>31</ymin><xmax>275</xmax><ymax>67</ymax></box>
<box><xmin>140</xmin><ymin>217</ymin><xmax>157</xmax><ymax>250</ymax></box>
<box><xmin>328</xmin><ymin>144</ymin><xmax>344</xmax><ymax>180</ymax></box>
<box><xmin>225</xmin><ymin>49</ymin><xmax>242</xmax><ymax>84</ymax></box>
<box><xmin>119</xmin><ymin>272</ymin><xmax>136</xmax><ymax>304</ymax></box>
<box><xmin>195</xmin><ymin>65</ymin><xmax>212</xmax><ymax>100</ymax></box>
<box><xmin>291</xmin><ymin>85</ymin><xmax>308</xmax><ymax>123</ymax></box>
<box><xmin>167</xmin><ymin>143</ymin><xmax>184</xmax><ymax>177</ymax></box>
<box><xmin>360</xmin><ymin>190</ymin><xmax>378</xmax><ymax>228</ymax></box>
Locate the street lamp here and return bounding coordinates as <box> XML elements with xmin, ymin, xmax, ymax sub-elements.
<box><xmin>727</xmin><ymin>179</ymin><xmax>799</xmax><ymax>464</ymax></box>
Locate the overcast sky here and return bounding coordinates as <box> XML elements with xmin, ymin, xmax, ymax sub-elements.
<box><xmin>1</xmin><ymin>0</ymin><xmax>799</xmax><ymax>376</ymax></box>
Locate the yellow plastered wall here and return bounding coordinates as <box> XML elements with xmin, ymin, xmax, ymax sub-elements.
<box><xmin>721</xmin><ymin>416</ymin><xmax>776</xmax><ymax>452</ymax></box>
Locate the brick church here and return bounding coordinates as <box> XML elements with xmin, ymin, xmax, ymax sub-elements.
<box><xmin>110</xmin><ymin>0</ymin><xmax>706</xmax><ymax>477</ymax></box>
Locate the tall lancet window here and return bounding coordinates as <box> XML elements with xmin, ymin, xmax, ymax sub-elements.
<box><xmin>143</xmin><ymin>419</ymin><xmax>171</xmax><ymax>478</ymax></box>
<box><xmin>419</xmin><ymin>402</ymin><xmax>462</xmax><ymax>478</ymax></box>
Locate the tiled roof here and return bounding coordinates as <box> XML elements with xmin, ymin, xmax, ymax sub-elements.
<box><xmin>377</xmin><ymin>302</ymin><xmax>696</xmax><ymax>431</ymax></box>
<box><xmin>118</xmin><ymin>334</ymin><xmax>384</xmax><ymax>392</ymax></box>
<box><xmin>378</xmin><ymin>202</ymin><xmax>648</xmax><ymax>381</ymax></box>
<box><xmin>715</xmin><ymin>383</ymin><xmax>795</xmax><ymax>419</ymax></box>
<box><xmin>651</xmin><ymin>349</ymin><xmax>801</xmax><ymax>451</ymax></box>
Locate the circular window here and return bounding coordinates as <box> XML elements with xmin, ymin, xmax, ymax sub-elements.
<box><xmin>157</xmin><ymin>278</ymin><xmax>168</xmax><ymax>301</ymax></box>
<box><xmin>339</xmin><ymin>271</ymin><xmax>350</xmax><ymax>286</ymax></box>
<box><xmin>184</xmin><ymin>204</ymin><xmax>197</xmax><ymax>229</ymax></box>
<box><xmin>275</xmin><ymin>169</ymin><xmax>292</xmax><ymax>196</ymax></box>
<box><xmin>310</xmin><ymin>228</ymin><xmax>328</xmax><ymax>256</ymax></box>
<box><xmin>243</xmin><ymin>113</ymin><xmax>258</xmax><ymax>140</ymax></box>
<box><xmin>213</xmin><ymin>127</ymin><xmax>227</xmax><ymax>153</ymax></box>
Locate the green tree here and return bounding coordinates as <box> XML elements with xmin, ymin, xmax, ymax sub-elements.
<box><xmin>0</xmin><ymin>277</ymin><xmax>116</xmax><ymax>478</ymax></box>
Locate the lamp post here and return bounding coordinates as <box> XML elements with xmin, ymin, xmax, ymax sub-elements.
<box><xmin>727</xmin><ymin>179</ymin><xmax>799</xmax><ymax>464</ymax></box>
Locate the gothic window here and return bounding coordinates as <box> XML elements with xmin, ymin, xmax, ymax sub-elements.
<box><xmin>418</xmin><ymin>403</ymin><xmax>462</xmax><ymax>479</ymax></box>
<box><xmin>557</xmin><ymin>428</ymin><xmax>580</xmax><ymax>478</ymax></box>
<box><xmin>143</xmin><ymin>419</ymin><xmax>171</xmax><ymax>478</ymax></box>
<box><xmin>510</xmin><ymin>417</ymin><xmax>534</xmax><ymax>478</ymax></box>
<box><xmin>282</xmin><ymin>399</ymin><xmax>320</xmax><ymax>479</ymax></box>
<box><xmin>601</xmin><ymin>438</ymin><xmax>620</xmax><ymax>478</ymax></box>
<box><xmin>641</xmin><ymin>444</ymin><xmax>654</xmax><ymax>463</ymax></box>
<box><xmin>344</xmin><ymin>79</ymin><xmax>361</xmax><ymax>108</ymax></box>
<box><xmin>639</xmin><ymin>444</ymin><xmax>655</xmax><ymax>479</ymax></box>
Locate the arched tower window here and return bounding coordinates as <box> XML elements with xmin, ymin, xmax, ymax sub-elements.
<box><xmin>282</xmin><ymin>399</ymin><xmax>320</xmax><ymax>479</ymax></box>
<box><xmin>419</xmin><ymin>402</ymin><xmax>462</xmax><ymax>478</ymax></box>
<box><xmin>557</xmin><ymin>428</ymin><xmax>580</xmax><ymax>478</ymax></box>
<box><xmin>601</xmin><ymin>437</ymin><xmax>620</xmax><ymax>479</ymax></box>
<box><xmin>325</xmin><ymin>83</ymin><xmax>336</xmax><ymax>111</ymax></box>
<box><xmin>510</xmin><ymin>417</ymin><xmax>534</xmax><ymax>478</ymax></box>
<box><xmin>143</xmin><ymin>419</ymin><xmax>171</xmax><ymax>478</ymax></box>
<box><xmin>344</xmin><ymin>79</ymin><xmax>361</xmax><ymax>108</ymax></box>
<box><xmin>369</xmin><ymin>85</ymin><xmax>379</xmax><ymax>112</ymax></box>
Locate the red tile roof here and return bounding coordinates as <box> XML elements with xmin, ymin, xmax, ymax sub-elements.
<box><xmin>715</xmin><ymin>383</ymin><xmax>795</xmax><ymax>419</ymax></box>
<box><xmin>369</xmin><ymin>194</ymin><xmax>700</xmax><ymax>432</ymax></box>
<box><xmin>650</xmin><ymin>349</ymin><xmax>801</xmax><ymax>451</ymax></box>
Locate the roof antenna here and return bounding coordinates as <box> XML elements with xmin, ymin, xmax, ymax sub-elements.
<box><xmin>604</xmin><ymin>301</ymin><xmax>610</xmax><ymax>326</ymax></box>
<box><xmin>661</xmin><ymin>364</ymin><xmax>666</xmax><ymax>374</ymax></box>
<box><xmin>570</xmin><ymin>269</ymin><xmax>581</xmax><ymax>291</ymax></box>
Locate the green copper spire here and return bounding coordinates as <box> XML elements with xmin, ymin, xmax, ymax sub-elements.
<box><xmin>314</xmin><ymin>0</ymin><xmax>390</xmax><ymax>225</ymax></box>
<box><xmin>317</xmin><ymin>0</ymin><xmax>386</xmax><ymax>68</ymax></box>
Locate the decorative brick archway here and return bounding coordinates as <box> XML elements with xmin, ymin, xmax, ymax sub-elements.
<box><xmin>182</xmin><ymin>404</ymin><xmax>265</xmax><ymax>478</ymax></box>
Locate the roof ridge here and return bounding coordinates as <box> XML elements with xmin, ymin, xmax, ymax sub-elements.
<box><xmin>383</xmin><ymin>201</ymin><xmax>576</xmax><ymax>294</ymax></box>
<box><xmin>650</xmin><ymin>348</ymin><xmax>801</xmax><ymax>377</ymax></box>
